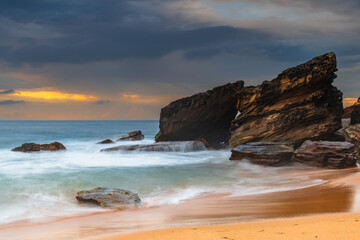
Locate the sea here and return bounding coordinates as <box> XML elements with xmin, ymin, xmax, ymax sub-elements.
<box><xmin>0</xmin><ymin>120</ymin><xmax>325</xmax><ymax>225</ymax></box>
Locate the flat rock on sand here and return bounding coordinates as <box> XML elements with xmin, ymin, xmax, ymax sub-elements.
<box><xmin>76</xmin><ymin>187</ymin><xmax>141</xmax><ymax>208</ymax></box>
<box><xmin>294</xmin><ymin>140</ymin><xmax>357</xmax><ymax>169</ymax></box>
<box><xmin>230</xmin><ymin>142</ymin><xmax>294</xmax><ymax>166</ymax></box>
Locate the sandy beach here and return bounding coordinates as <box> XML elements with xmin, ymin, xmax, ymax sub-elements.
<box><xmin>1</xmin><ymin>167</ymin><xmax>359</xmax><ymax>240</ymax></box>
<box><xmin>102</xmin><ymin>213</ymin><xmax>360</xmax><ymax>240</ymax></box>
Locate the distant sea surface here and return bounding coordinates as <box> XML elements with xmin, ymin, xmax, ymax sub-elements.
<box><xmin>0</xmin><ymin>120</ymin><xmax>324</xmax><ymax>225</ymax></box>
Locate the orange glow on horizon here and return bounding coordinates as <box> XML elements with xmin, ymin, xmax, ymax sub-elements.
<box><xmin>11</xmin><ymin>90</ymin><xmax>98</xmax><ymax>102</ymax></box>
<box><xmin>343</xmin><ymin>97</ymin><xmax>359</xmax><ymax>107</ymax></box>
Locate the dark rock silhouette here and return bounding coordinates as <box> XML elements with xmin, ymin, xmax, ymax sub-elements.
<box><xmin>350</xmin><ymin>108</ymin><xmax>360</xmax><ymax>125</ymax></box>
<box><xmin>76</xmin><ymin>187</ymin><xmax>140</xmax><ymax>208</ymax></box>
<box><xmin>294</xmin><ymin>141</ymin><xmax>357</xmax><ymax>169</ymax></box>
<box><xmin>12</xmin><ymin>142</ymin><xmax>66</xmax><ymax>152</ymax></box>
<box><xmin>230</xmin><ymin>142</ymin><xmax>294</xmax><ymax>166</ymax></box>
<box><xmin>155</xmin><ymin>81</ymin><xmax>244</xmax><ymax>146</ymax></box>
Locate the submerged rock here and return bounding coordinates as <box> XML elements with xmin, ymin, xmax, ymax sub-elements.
<box><xmin>230</xmin><ymin>142</ymin><xmax>294</xmax><ymax>166</ymax></box>
<box><xmin>101</xmin><ymin>141</ymin><xmax>207</xmax><ymax>152</ymax></box>
<box><xmin>118</xmin><ymin>130</ymin><xmax>144</xmax><ymax>141</ymax></box>
<box><xmin>76</xmin><ymin>187</ymin><xmax>141</xmax><ymax>208</ymax></box>
<box><xmin>97</xmin><ymin>139</ymin><xmax>114</xmax><ymax>144</ymax></box>
<box><xmin>230</xmin><ymin>52</ymin><xmax>343</xmax><ymax>148</ymax></box>
<box><xmin>294</xmin><ymin>141</ymin><xmax>357</xmax><ymax>169</ymax></box>
<box><xmin>12</xmin><ymin>142</ymin><xmax>66</xmax><ymax>152</ymax></box>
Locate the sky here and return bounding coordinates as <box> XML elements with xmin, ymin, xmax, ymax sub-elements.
<box><xmin>0</xmin><ymin>0</ymin><xmax>359</xmax><ymax>120</ymax></box>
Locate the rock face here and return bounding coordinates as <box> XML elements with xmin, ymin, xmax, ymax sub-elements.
<box><xmin>101</xmin><ymin>141</ymin><xmax>207</xmax><ymax>152</ymax></box>
<box><xmin>230</xmin><ymin>52</ymin><xmax>343</xmax><ymax>148</ymax></box>
<box><xmin>155</xmin><ymin>53</ymin><xmax>343</xmax><ymax>148</ymax></box>
<box><xmin>97</xmin><ymin>139</ymin><xmax>114</xmax><ymax>144</ymax></box>
<box><xmin>12</xmin><ymin>142</ymin><xmax>66</xmax><ymax>152</ymax></box>
<box><xmin>230</xmin><ymin>142</ymin><xmax>294</xmax><ymax>166</ymax></box>
<box><xmin>76</xmin><ymin>187</ymin><xmax>141</xmax><ymax>208</ymax></box>
<box><xmin>351</xmin><ymin>108</ymin><xmax>360</xmax><ymax>125</ymax></box>
<box><xmin>344</xmin><ymin>124</ymin><xmax>360</xmax><ymax>149</ymax></box>
<box><xmin>118</xmin><ymin>131</ymin><xmax>144</xmax><ymax>141</ymax></box>
<box><xmin>294</xmin><ymin>141</ymin><xmax>357</xmax><ymax>169</ymax></box>
<box><xmin>155</xmin><ymin>81</ymin><xmax>244</xmax><ymax>146</ymax></box>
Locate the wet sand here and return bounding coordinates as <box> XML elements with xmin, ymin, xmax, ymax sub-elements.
<box><xmin>1</xmin><ymin>167</ymin><xmax>359</xmax><ymax>240</ymax></box>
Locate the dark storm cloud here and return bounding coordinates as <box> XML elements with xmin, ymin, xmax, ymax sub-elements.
<box><xmin>0</xmin><ymin>89</ymin><xmax>15</xmax><ymax>94</ymax></box>
<box><xmin>0</xmin><ymin>0</ymin><xmax>312</xmax><ymax>65</ymax></box>
<box><xmin>0</xmin><ymin>100</ymin><xmax>24</xmax><ymax>105</ymax></box>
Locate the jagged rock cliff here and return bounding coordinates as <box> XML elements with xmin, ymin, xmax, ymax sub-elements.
<box><xmin>229</xmin><ymin>52</ymin><xmax>343</xmax><ymax>148</ymax></box>
<box><xmin>155</xmin><ymin>81</ymin><xmax>244</xmax><ymax>145</ymax></box>
<box><xmin>156</xmin><ymin>53</ymin><xmax>343</xmax><ymax>148</ymax></box>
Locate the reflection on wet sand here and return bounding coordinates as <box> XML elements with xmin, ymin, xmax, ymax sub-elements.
<box><xmin>0</xmin><ymin>168</ymin><xmax>359</xmax><ymax>240</ymax></box>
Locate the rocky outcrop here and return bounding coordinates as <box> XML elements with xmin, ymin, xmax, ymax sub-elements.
<box><xmin>101</xmin><ymin>141</ymin><xmax>207</xmax><ymax>152</ymax></box>
<box><xmin>344</xmin><ymin>124</ymin><xmax>360</xmax><ymax>150</ymax></box>
<box><xmin>76</xmin><ymin>187</ymin><xmax>141</xmax><ymax>208</ymax></box>
<box><xmin>12</xmin><ymin>142</ymin><xmax>66</xmax><ymax>152</ymax></box>
<box><xmin>230</xmin><ymin>52</ymin><xmax>343</xmax><ymax>148</ymax></box>
<box><xmin>294</xmin><ymin>141</ymin><xmax>357</xmax><ymax>169</ymax></box>
<box><xmin>156</xmin><ymin>53</ymin><xmax>342</xmax><ymax>148</ymax></box>
<box><xmin>155</xmin><ymin>81</ymin><xmax>244</xmax><ymax>146</ymax></box>
<box><xmin>230</xmin><ymin>142</ymin><xmax>294</xmax><ymax>166</ymax></box>
<box><xmin>97</xmin><ymin>139</ymin><xmax>114</xmax><ymax>144</ymax></box>
<box><xmin>118</xmin><ymin>131</ymin><xmax>144</xmax><ymax>141</ymax></box>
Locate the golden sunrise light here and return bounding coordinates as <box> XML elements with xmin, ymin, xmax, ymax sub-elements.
<box><xmin>11</xmin><ymin>90</ymin><xmax>98</xmax><ymax>102</ymax></box>
<box><xmin>343</xmin><ymin>97</ymin><xmax>359</xmax><ymax>107</ymax></box>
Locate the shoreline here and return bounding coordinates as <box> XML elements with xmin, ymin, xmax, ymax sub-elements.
<box><xmin>1</xmin><ymin>167</ymin><xmax>359</xmax><ymax>239</ymax></box>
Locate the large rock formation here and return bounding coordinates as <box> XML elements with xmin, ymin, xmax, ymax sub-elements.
<box><xmin>12</xmin><ymin>142</ymin><xmax>66</xmax><ymax>152</ymax></box>
<box><xmin>230</xmin><ymin>142</ymin><xmax>294</xmax><ymax>166</ymax></box>
<box><xmin>155</xmin><ymin>53</ymin><xmax>343</xmax><ymax>148</ymax></box>
<box><xmin>155</xmin><ymin>81</ymin><xmax>244</xmax><ymax>146</ymax></box>
<box><xmin>76</xmin><ymin>187</ymin><xmax>141</xmax><ymax>208</ymax></box>
<box><xmin>229</xmin><ymin>52</ymin><xmax>343</xmax><ymax>148</ymax></box>
<box><xmin>101</xmin><ymin>141</ymin><xmax>207</xmax><ymax>152</ymax></box>
<box><xmin>294</xmin><ymin>141</ymin><xmax>357</xmax><ymax>169</ymax></box>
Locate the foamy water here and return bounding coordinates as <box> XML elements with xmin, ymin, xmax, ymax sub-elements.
<box><xmin>0</xmin><ymin>120</ymin><xmax>325</xmax><ymax>225</ymax></box>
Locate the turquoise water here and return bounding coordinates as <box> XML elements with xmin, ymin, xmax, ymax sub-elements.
<box><xmin>0</xmin><ymin>120</ymin><xmax>324</xmax><ymax>224</ymax></box>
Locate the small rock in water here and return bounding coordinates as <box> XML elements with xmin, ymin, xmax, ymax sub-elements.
<box><xmin>230</xmin><ymin>142</ymin><xmax>294</xmax><ymax>166</ymax></box>
<box><xmin>12</xmin><ymin>142</ymin><xmax>66</xmax><ymax>152</ymax></box>
<box><xmin>117</xmin><ymin>130</ymin><xmax>144</xmax><ymax>141</ymax></box>
<box><xmin>76</xmin><ymin>187</ymin><xmax>141</xmax><ymax>208</ymax></box>
<box><xmin>97</xmin><ymin>139</ymin><xmax>114</xmax><ymax>144</ymax></box>
<box><xmin>101</xmin><ymin>141</ymin><xmax>207</xmax><ymax>152</ymax></box>
<box><xmin>294</xmin><ymin>140</ymin><xmax>357</xmax><ymax>169</ymax></box>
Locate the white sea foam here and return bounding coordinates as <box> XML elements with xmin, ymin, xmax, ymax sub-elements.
<box><xmin>0</xmin><ymin>137</ymin><xmax>326</xmax><ymax>225</ymax></box>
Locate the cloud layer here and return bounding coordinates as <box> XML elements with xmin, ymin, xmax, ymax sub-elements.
<box><xmin>0</xmin><ymin>0</ymin><xmax>359</xmax><ymax>119</ymax></box>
